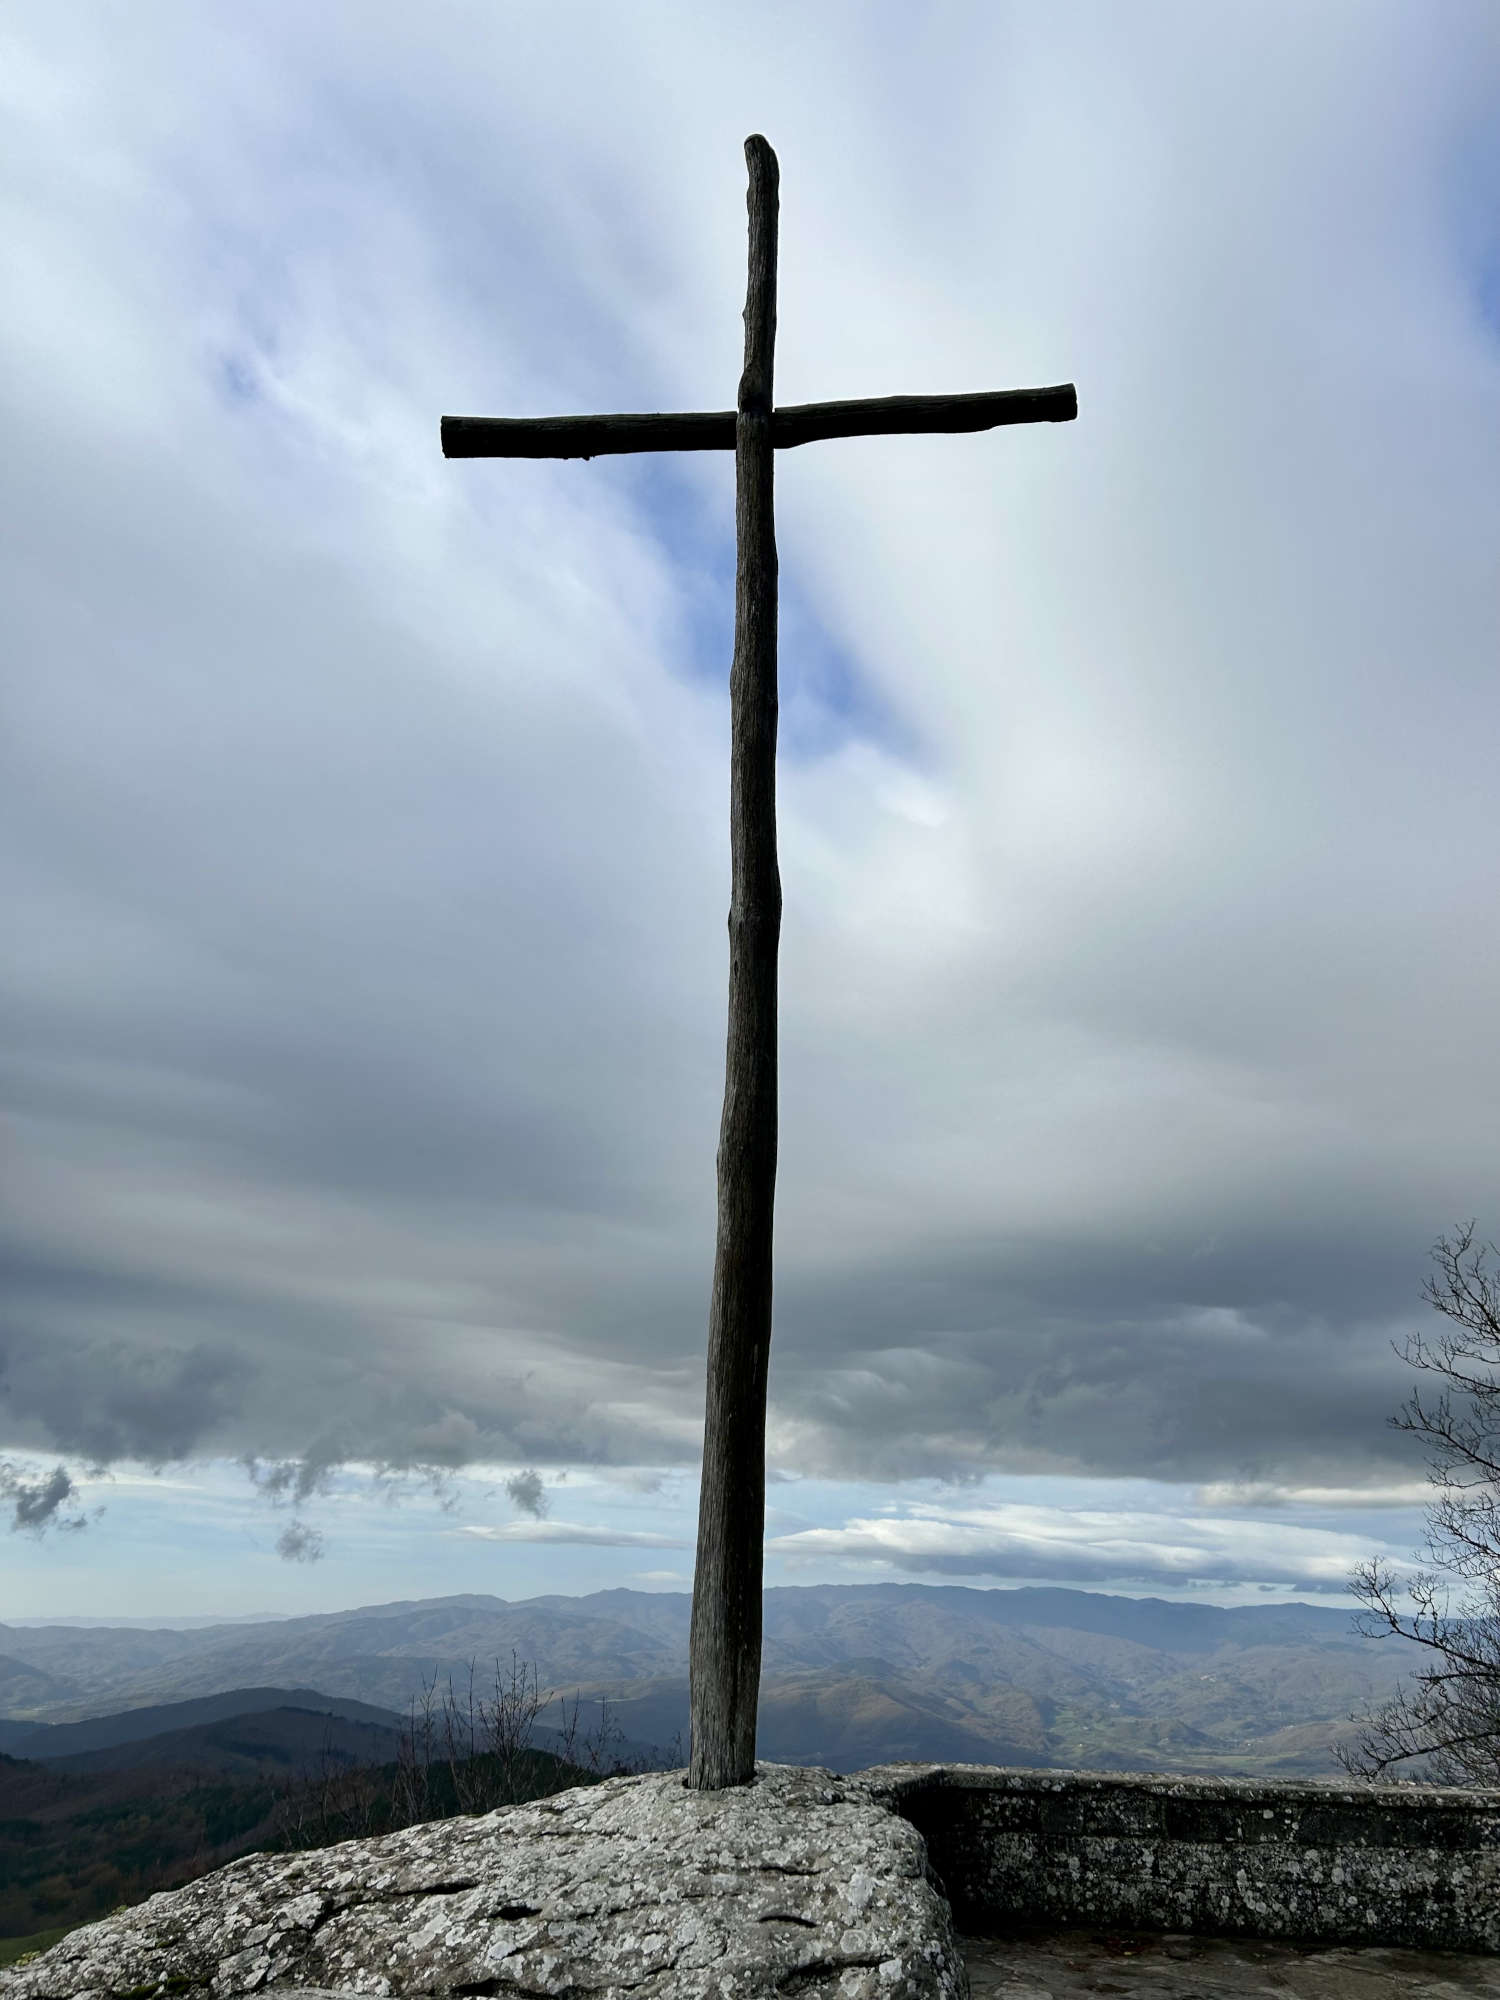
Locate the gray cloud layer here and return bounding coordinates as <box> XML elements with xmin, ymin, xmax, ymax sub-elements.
<box><xmin>4</xmin><ymin>2</ymin><xmax>1499</xmax><ymax>1528</ymax></box>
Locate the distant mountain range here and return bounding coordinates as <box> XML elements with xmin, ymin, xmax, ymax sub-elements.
<box><xmin>0</xmin><ymin>1583</ymin><xmax>1424</xmax><ymax>1954</ymax></box>
<box><xmin>6</xmin><ymin>1614</ymin><xmax>291</xmax><ymax>1630</ymax></box>
<box><xmin>0</xmin><ymin>1582</ymin><xmax>1415</xmax><ymax>1779</ymax></box>
<box><xmin>0</xmin><ymin>1686</ymin><xmax>656</xmax><ymax>1780</ymax></box>
<box><xmin>0</xmin><ymin>1688</ymin><xmax>409</xmax><ymax>1774</ymax></box>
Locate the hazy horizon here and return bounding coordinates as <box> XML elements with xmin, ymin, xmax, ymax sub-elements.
<box><xmin>4</xmin><ymin>1572</ymin><xmax>1367</xmax><ymax>1637</ymax></box>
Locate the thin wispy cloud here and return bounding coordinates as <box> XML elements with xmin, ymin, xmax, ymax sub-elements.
<box><xmin>1193</xmin><ymin>1482</ymin><xmax>1437</xmax><ymax>1512</ymax></box>
<box><xmin>463</xmin><ymin>1523</ymin><xmax>687</xmax><ymax>1550</ymax></box>
<box><xmin>769</xmin><ymin>1501</ymin><xmax>1408</xmax><ymax>1595</ymax></box>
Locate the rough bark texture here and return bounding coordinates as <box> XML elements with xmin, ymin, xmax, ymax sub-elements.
<box><xmin>440</xmin><ymin>384</ymin><xmax>1076</xmax><ymax>459</ymax></box>
<box><xmin>442</xmin><ymin>409</ymin><xmax>736</xmax><ymax>457</ymax></box>
<box><xmin>0</xmin><ymin>1766</ymin><xmax>968</xmax><ymax>2000</ymax></box>
<box><xmin>773</xmin><ymin>385</ymin><xmax>1076</xmax><ymax>446</ymax></box>
<box><xmin>437</xmin><ymin>129</ymin><xmax>1079</xmax><ymax>1794</ymax></box>
<box><xmin>687</xmin><ymin>133</ymin><xmax>780</xmax><ymax>1793</ymax></box>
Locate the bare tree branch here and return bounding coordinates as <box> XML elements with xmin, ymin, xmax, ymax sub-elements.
<box><xmin>1342</xmin><ymin>1226</ymin><xmax>1500</xmax><ymax>1785</ymax></box>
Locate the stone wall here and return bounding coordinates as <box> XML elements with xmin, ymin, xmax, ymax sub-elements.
<box><xmin>859</xmin><ymin>1764</ymin><xmax>1500</xmax><ymax>1954</ymax></box>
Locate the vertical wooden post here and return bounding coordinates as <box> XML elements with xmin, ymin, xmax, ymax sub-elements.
<box><xmin>442</xmin><ymin>130</ymin><xmax>1074</xmax><ymax>1791</ymax></box>
<box><xmin>686</xmin><ymin>133</ymin><xmax>781</xmax><ymax>1791</ymax></box>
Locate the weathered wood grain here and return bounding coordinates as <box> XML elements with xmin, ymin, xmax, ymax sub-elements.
<box><xmin>441</xmin><ymin>384</ymin><xmax>1076</xmax><ymax>460</ymax></box>
<box><xmin>686</xmin><ymin>132</ymin><xmax>781</xmax><ymax>1793</ymax></box>
<box><xmin>439</xmin><ymin>134</ymin><xmax>1078</xmax><ymax>1793</ymax></box>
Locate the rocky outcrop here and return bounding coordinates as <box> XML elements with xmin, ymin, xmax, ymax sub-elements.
<box><xmin>0</xmin><ymin>1764</ymin><xmax>967</xmax><ymax>2000</ymax></box>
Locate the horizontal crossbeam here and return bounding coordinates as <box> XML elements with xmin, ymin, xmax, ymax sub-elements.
<box><xmin>441</xmin><ymin>384</ymin><xmax>1076</xmax><ymax>460</ymax></box>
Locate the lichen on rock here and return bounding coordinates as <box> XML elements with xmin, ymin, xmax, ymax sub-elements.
<box><xmin>0</xmin><ymin>1764</ymin><xmax>968</xmax><ymax>2000</ymax></box>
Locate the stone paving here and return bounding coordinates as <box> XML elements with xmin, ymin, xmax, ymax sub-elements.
<box><xmin>962</xmin><ymin>1929</ymin><xmax>1500</xmax><ymax>1999</ymax></box>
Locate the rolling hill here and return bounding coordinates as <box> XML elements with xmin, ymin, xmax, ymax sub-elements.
<box><xmin>0</xmin><ymin>1583</ymin><xmax>1414</xmax><ymax>1779</ymax></box>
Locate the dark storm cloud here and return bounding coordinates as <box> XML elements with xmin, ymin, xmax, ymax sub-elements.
<box><xmin>505</xmin><ymin>1469</ymin><xmax>549</xmax><ymax>1519</ymax></box>
<box><xmin>3</xmin><ymin>0</ymin><xmax>1499</xmax><ymax>1563</ymax></box>
<box><xmin>275</xmin><ymin>1520</ymin><xmax>325</xmax><ymax>1563</ymax></box>
<box><xmin>44</xmin><ymin>1342</ymin><xmax>247</xmax><ymax>1470</ymax></box>
<box><xmin>761</xmin><ymin>1217</ymin><xmax>1438</xmax><ymax>1485</ymax></box>
<box><xmin>0</xmin><ymin>1461</ymin><xmax>87</xmax><ymax>1534</ymax></box>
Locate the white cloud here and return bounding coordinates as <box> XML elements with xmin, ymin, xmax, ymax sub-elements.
<box><xmin>461</xmin><ymin>1522</ymin><xmax>687</xmax><ymax>1549</ymax></box>
<box><xmin>1194</xmin><ymin>1482</ymin><xmax>1437</xmax><ymax>1511</ymax></box>
<box><xmin>769</xmin><ymin>1499</ymin><xmax>1410</xmax><ymax>1594</ymax></box>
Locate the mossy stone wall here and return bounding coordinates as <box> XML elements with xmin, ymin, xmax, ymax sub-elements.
<box><xmin>858</xmin><ymin>1764</ymin><xmax>1500</xmax><ymax>1953</ymax></box>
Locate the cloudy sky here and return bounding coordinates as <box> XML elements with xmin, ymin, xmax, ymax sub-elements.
<box><xmin>4</xmin><ymin>1</ymin><xmax>1498</xmax><ymax>1621</ymax></box>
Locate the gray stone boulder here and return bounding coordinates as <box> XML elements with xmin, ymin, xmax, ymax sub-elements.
<box><xmin>0</xmin><ymin>1764</ymin><xmax>968</xmax><ymax>2000</ymax></box>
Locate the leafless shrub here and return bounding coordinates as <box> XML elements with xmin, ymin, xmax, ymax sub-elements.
<box><xmin>1341</xmin><ymin>1223</ymin><xmax>1500</xmax><ymax>1786</ymax></box>
<box><xmin>271</xmin><ymin>1654</ymin><xmax>682</xmax><ymax>1851</ymax></box>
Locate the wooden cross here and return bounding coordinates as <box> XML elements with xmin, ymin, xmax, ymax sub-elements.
<box><xmin>442</xmin><ymin>135</ymin><xmax>1076</xmax><ymax>1790</ymax></box>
